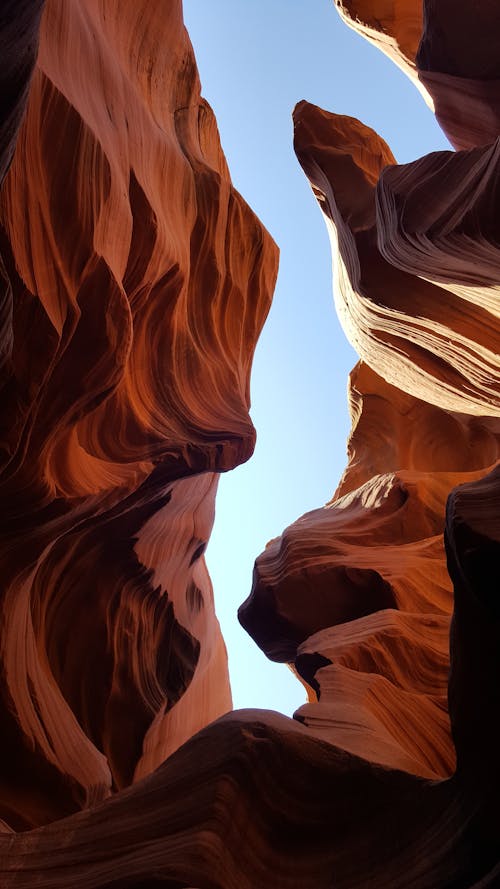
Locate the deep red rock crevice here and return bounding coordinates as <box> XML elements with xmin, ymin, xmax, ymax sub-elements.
<box><xmin>1</xmin><ymin>0</ymin><xmax>500</xmax><ymax>885</ymax></box>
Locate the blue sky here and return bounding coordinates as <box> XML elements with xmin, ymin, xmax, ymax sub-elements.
<box><xmin>183</xmin><ymin>0</ymin><xmax>451</xmax><ymax>715</ymax></box>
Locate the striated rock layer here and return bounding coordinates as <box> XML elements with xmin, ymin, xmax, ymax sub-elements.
<box><xmin>0</xmin><ymin>0</ymin><xmax>278</xmax><ymax>830</ymax></box>
<box><xmin>293</xmin><ymin>101</ymin><xmax>500</xmax><ymax>415</ymax></box>
<box><xmin>241</xmin><ymin>2</ymin><xmax>500</xmax><ymax>880</ymax></box>
<box><xmin>238</xmin><ymin>4</ymin><xmax>500</xmax><ymax>886</ymax></box>
<box><xmin>334</xmin><ymin>0</ymin><xmax>500</xmax><ymax>150</ymax></box>
<box><xmin>2</xmin><ymin>0</ymin><xmax>500</xmax><ymax>887</ymax></box>
<box><xmin>241</xmin><ymin>360</ymin><xmax>500</xmax><ymax>780</ymax></box>
<box><xmin>334</xmin><ymin>0</ymin><xmax>426</xmax><ymax>101</ymax></box>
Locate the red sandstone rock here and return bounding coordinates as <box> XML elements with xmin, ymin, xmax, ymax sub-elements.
<box><xmin>295</xmin><ymin>611</ymin><xmax>454</xmax><ymax>778</ymax></box>
<box><xmin>334</xmin><ymin>0</ymin><xmax>500</xmax><ymax>150</ymax></box>
<box><xmin>0</xmin><ymin>1</ymin><xmax>46</xmax><ymax>383</ymax></box>
<box><xmin>293</xmin><ymin>101</ymin><xmax>500</xmax><ymax>414</ymax></box>
<box><xmin>445</xmin><ymin>464</ymin><xmax>500</xmax><ymax>782</ymax></box>
<box><xmin>0</xmin><ymin>0</ymin><xmax>277</xmax><ymax>829</ymax></box>
<box><xmin>2</xmin><ymin>0</ymin><xmax>500</xmax><ymax>886</ymax></box>
<box><xmin>1</xmin><ymin>701</ymin><xmax>500</xmax><ymax>887</ymax></box>
<box><xmin>342</xmin><ymin>362</ymin><xmax>500</xmax><ymax>490</ymax></box>
<box><xmin>241</xmin><ymin>469</ymin><xmax>451</xmax><ymax>661</ymax></box>
<box><xmin>417</xmin><ymin>1</ymin><xmax>500</xmax><ymax>149</ymax></box>
<box><xmin>333</xmin><ymin>0</ymin><xmax>427</xmax><ymax>102</ymax></box>
<box><xmin>240</xmin><ymin>361</ymin><xmax>500</xmax><ymax>784</ymax></box>
<box><xmin>0</xmin><ymin>2</ymin><xmax>45</xmax><ymax>184</ymax></box>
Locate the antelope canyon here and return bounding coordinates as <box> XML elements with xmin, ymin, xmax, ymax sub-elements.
<box><xmin>0</xmin><ymin>1</ymin><xmax>499</xmax><ymax>887</ymax></box>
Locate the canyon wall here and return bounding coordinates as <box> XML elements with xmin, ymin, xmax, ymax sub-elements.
<box><xmin>241</xmin><ymin>358</ymin><xmax>500</xmax><ymax>781</ymax></box>
<box><xmin>1</xmin><ymin>0</ymin><xmax>500</xmax><ymax>887</ymax></box>
<box><xmin>0</xmin><ymin>0</ymin><xmax>277</xmax><ymax>831</ymax></box>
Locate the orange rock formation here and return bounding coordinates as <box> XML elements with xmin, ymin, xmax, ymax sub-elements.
<box><xmin>334</xmin><ymin>0</ymin><xmax>500</xmax><ymax>149</ymax></box>
<box><xmin>1</xmin><ymin>0</ymin><xmax>500</xmax><ymax>886</ymax></box>
<box><xmin>293</xmin><ymin>102</ymin><xmax>500</xmax><ymax>415</ymax></box>
<box><xmin>334</xmin><ymin>0</ymin><xmax>426</xmax><ymax>101</ymax></box>
<box><xmin>0</xmin><ymin>0</ymin><xmax>277</xmax><ymax>831</ymax></box>
<box><xmin>242</xmin><ymin>360</ymin><xmax>500</xmax><ymax>781</ymax></box>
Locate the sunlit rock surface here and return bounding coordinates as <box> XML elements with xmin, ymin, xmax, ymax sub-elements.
<box><xmin>241</xmin><ymin>361</ymin><xmax>500</xmax><ymax>779</ymax></box>
<box><xmin>2</xmin><ymin>0</ymin><xmax>500</xmax><ymax>886</ymax></box>
<box><xmin>293</xmin><ymin>101</ymin><xmax>500</xmax><ymax>415</ymax></box>
<box><xmin>0</xmin><ymin>0</ymin><xmax>277</xmax><ymax>830</ymax></box>
<box><xmin>333</xmin><ymin>0</ymin><xmax>426</xmax><ymax>101</ymax></box>
<box><xmin>334</xmin><ymin>0</ymin><xmax>500</xmax><ymax>149</ymax></box>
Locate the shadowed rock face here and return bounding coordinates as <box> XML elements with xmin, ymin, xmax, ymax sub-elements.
<box><xmin>0</xmin><ymin>0</ymin><xmax>278</xmax><ymax>829</ymax></box>
<box><xmin>241</xmin><ymin>360</ymin><xmax>500</xmax><ymax>779</ymax></box>
<box><xmin>334</xmin><ymin>0</ymin><xmax>427</xmax><ymax>102</ymax></box>
<box><xmin>334</xmin><ymin>0</ymin><xmax>500</xmax><ymax>149</ymax></box>
<box><xmin>2</xmin><ymin>0</ymin><xmax>500</xmax><ymax>887</ymax></box>
<box><xmin>0</xmin><ymin>1</ymin><xmax>45</xmax><ymax>184</ymax></box>
<box><xmin>293</xmin><ymin>101</ymin><xmax>500</xmax><ymax>416</ymax></box>
<box><xmin>0</xmin><ymin>0</ymin><xmax>46</xmax><ymax>381</ymax></box>
<box><xmin>417</xmin><ymin>0</ymin><xmax>500</xmax><ymax>149</ymax></box>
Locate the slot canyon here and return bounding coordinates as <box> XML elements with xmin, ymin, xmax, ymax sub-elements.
<box><xmin>0</xmin><ymin>1</ymin><xmax>499</xmax><ymax>886</ymax></box>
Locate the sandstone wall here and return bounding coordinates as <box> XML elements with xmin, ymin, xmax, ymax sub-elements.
<box><xmin>0</xmin><ymin>0</ymin><xmax>278</xmax><ymax>830</ymax></box>
<box><xmin>1</xmin><ymin>1</ymin><xmax>500</xmax><ymax>886</ymax></box>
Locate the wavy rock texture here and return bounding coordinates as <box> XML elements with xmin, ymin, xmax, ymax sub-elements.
<box><xmin>239</xmin><ymin>3</ymin><xmax>500</xmax><ymax>880</ymax></box>
<box><xmin>417</xmin><ymin>0</ymin><xmax>500</xmax><ymax>150</ymax></box>
<box><xmin>0</xmin><ymin>0</ymin><xmax>278</xmax><ymax>830</ymax></box>
<box><xmin>334</xmin><ymin>0</ymin><xmax>500</xmax><ymax>150</ymax></box>
<box><xmin>3</xmin><ymin>0</ymin><xmax>500</xmax><ymax>887</ymax></box>
<box><xmin>333</xmin><ymin>0</ymin><xmax>427</xmax><ymax>102</ymax></box>
<box><xmin>241</xmin><ymin>361</ymin><xmax>500</xmax><ymax>780</ymax></box>
<box><xmin>0</xmin><ymin>1</ymin><xmax>45</xmax><ymax>184</ymax></box>
<box><xmin>239</xmin><ymin>4</ymin><xmax>500</xmax><ymax>882</ymax></box>
<box><xmin>293</xmin><ymin>101</ymin><xmax>500</xmax><ymax>415</ymax></box>
<box><xmin>0</xmin><ymin>1</ymin><xmax>46</xmax><ymax>380</ymax></box>
<box><xmin>2</xmin><ymin>677</ymin><xmax>500</xmax><ymax>889</ymax></box>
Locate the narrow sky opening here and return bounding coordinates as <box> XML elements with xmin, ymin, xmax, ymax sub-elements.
<box><xmin>183</xmin><ymin>0</ymin><xmax>451</xmax><ymax>715</ymax></box>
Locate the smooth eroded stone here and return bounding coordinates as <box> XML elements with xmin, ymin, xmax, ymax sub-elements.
<box><xmin>0</xmin><ymin>0</ymin><xmax>278</xmax><ymax>828</ymax></box>
<box><xmin>293</xmin><ymin>101</ymin><xmax>500</xmax><ymax>414</ymax></box>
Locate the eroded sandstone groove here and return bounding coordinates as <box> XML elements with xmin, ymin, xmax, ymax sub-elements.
<box><xmin>1</xmin><ymin>0</ymin><xmax>500</xmax><ymax>887</ymax></box>
<box><xmin>0</xmin><ymin>0</ymin><xmax>277</xmax><ymax>830</ymax></box>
